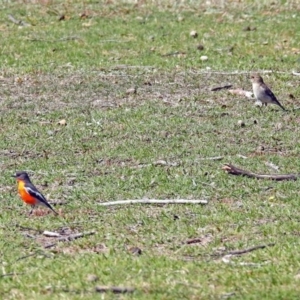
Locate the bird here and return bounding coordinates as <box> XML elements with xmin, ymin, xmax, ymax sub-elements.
<box><xmin>250</xmin><ymin>73</ymin><xmax>286</xmax><ymax>111</ymax></box>
<box><xmin>12</xmin><ymin>171</ymin><xmax>58</xmax><ymax>215</ymax></box>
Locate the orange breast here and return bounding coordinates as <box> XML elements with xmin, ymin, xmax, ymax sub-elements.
<box><xmin>17</xmin><ymin>180</ymin><xmax>36</xmax><ymax>205</ymax></box>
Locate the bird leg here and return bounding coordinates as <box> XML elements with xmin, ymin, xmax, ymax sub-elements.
<box><xmin>28</xmin><ymin>205</ymin><xmax>35</xmax><ymax>215</ymax></box>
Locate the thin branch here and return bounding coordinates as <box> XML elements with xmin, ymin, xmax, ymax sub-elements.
<box><xmin>227</xmin><ymin>243</ymin><xmax>275</xmax><ymax>256</ymax></box>
<box><xmin>8</xmin><ymin>14</ymin><xmax>30</xmax><ymax>26</ymax></box>
<box><xmin>188</xmin><ymin>70</ymin><xmax>291</xmax><ymax>75</ymax></box>
<box><xmin>26</xmin><ymin>36</ymin><xmax>81</xmax><ymax>42</ymax></box>
<box><xmin>43</xmin><ymin>231</ymin><xmax>61</xmax><ymax>237</ymax></box>
<box><xmin>98</xmin><ymin>199</ymin><xmax>208</xmax><ymax>206</ymax></box>
<box><xmin>44</xmin><ymin>231</ymin><xmax>96</xmax><ymax>249</ymax></box>
<box><xmin>211</xmin><ymin>85</ymin><xmax>232</xmax><ymax>91</ymax></box>
<box><xmin>22</xmin><ymin>233</ymin><xmax>36</xmax><ymax>239</ymax></box>
<box><xmin>99</xmin><ymin>39</ymin><xmax>131</xmax><ymax>43</ymax></box>
<box><xmin>16</xmin><ymin>250</ymin><xmax>51</xmax><ymax>261</ymax></box>
<box><xmin>198</xmin><ymin>156</ymin><xmax>223</xmax><ymax>161</ymax></box>
<box><xmin>222</xmin><ymin>164</ymin><xmax>299</xmax><ymax>181</ymax></box>
<box><xmin>95</xmin><ymin>286</ymin><xmax>135</xmax><ymax>294</ymax></box>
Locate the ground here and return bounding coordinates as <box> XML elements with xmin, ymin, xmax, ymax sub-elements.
<box><xmin>1</xmin><ymin>1</ymin><xmax>300</xmax><ymax>299</ymax></box>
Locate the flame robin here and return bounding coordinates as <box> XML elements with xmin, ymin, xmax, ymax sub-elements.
<box><xmin>12</xmin><ymin>171</ymin><xmax>58</xmax><ymax>215</ymax></box>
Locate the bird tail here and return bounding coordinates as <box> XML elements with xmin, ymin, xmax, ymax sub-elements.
<box><xmin>41</xmin><ymin>201</ymin><xmax>58</xmax><ymax>215</ymax></box>
<box><xmin>275</xmin><ymin>100</ymin><xmax>286</xmax><ymax>111</ymax></box>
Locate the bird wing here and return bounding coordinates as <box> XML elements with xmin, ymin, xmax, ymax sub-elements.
<box><xmin>265</xmin><ymin>87</ymin><xmax>277</xmax><ymax>100</ymax></box>
<box><xmin>24</xmin><ymin>185</ymin><xmax>58</xmax><ymax>214</ymax></box>
<box><xmin>265</xmin><ymin>87</ymin><xmax>285</xmax><ymax>110</ymax></box>
<box><xmin>25</xmin><ymin>186</ymin><xmax>49</xmax><ymax>206</ymax></box>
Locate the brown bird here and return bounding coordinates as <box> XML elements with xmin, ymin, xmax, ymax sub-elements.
<box><xmin>250</xmin><ymin>73</ymin><xmax>286</xmax><ymax>111</ymax></box>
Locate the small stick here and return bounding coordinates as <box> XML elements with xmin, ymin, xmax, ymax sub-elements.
<box><xmin>186</xmin><ymin>238</ymin><xmax>203</xmax><ymax>244</ymax></box>
<box><xmin>95</xmin><ymin>286</ymin><xmax>135</xmax><ymax>294</ymax></box>
<box><xmin>198</xmin><ymin>156</ymin><xmax>223</xmax><ymax>161</ymax></box>
<box><xmin>222</xmin><ymin>164</ymin><xmax>299</xmax><ymax>181</ymax></box>
<box><xmin>8</xmin><ymin>14</ymin><xmax>29</xmax><ymax>26</ymax></box>
<box><xmin>98</xmin><ymin>199</ymin><xmax>208</xmax><ymax>206</ymax></box>
<box><xmin>27</xmin><ymin>36</ymin><xmax>80</xmax><ymax>42</ymax></box>
<box><xmin>211</xmin><ymin>85</ymin><xmax>232</xmax><ymax>91</ymax></box>
<box><xmin>16</xmin><ymin>251</ymin><xmax>51</xmax><ymax>261</ymax></box>
<box><xmin>43</xmin><ymin>231</ymin><xmax>61</xmax><ymax>237</ymax></box>
<box><xmin>44</xmin><ymin>231</ymin><xmax>96</xmax><ymax>249</ymax></box>
<box><xmin>226</xmin><ymin>243</ymin><xmax>275</xmax><ymax>256</ymax></box>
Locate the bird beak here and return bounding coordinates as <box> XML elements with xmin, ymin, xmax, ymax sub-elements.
<box><xmin>11</xmin><ymin>174</ymin><xmax>16</xmax><ymax>178</ymax></box>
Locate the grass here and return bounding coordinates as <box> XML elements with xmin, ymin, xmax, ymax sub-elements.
<box><xmin>1</xmin><ymin>0</ymin><xmax>300</xmax><ymax>299</ymax></box>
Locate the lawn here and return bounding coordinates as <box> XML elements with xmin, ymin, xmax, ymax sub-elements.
<box><xmin>1</xmin><ymin>0</ymin><xmax>300</xmax><ymax>299</ymax></box>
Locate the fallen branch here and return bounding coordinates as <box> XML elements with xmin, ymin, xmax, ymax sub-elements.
<box><xmin>226</xmin><ymin>243</ymin><xmax>275</xmax><ymax>256</ymax></box>
<box><xmin>98</xmin><ymin>199</ymin><xmax>208</xmax><ymax>206</ymax></box>
<box><xmin>198</xmin><ymin>156</ymin><xmax>223</xmax><ymax>161</ymax></box>
<box><xmin>222</xmin><ymin>164</ymin><xmax>299</xmax><ymax>181</ymax></box>
<box><xmin>211</xmin><ymin>84</ymin><xmax>232</xmax><ymax>91</ymax></box>
<box><xmin>16</xmin><ymin>250</ymin><xmax>51</xmax><ymax>261</ymax></box>
<box><xmin>44</xmin><ymin>231</ymin><xmax>96</xmax><ymax>249</ymax></box>
<box><xmin>43</xmin><ymin>231</ymin><xmax>61</xmax><ymax>237</ymax></box>
<box><xmin>27</xmin><ymin>36</ymin><xmax>81</xmax><ymax>42</ymax></box>
<box><xmin>8</xmin><ymin>14</ymin><xmax>30</xmax><ymax>26</ymax></box>
<box><xmin>95</xmin><ymin>286</ymin><xmax>135</xmax><ymax>294</ymax></box>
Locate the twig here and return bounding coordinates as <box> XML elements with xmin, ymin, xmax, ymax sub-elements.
<box><xmin>43</xmin><ymin>231</ymin><xmax>61</xmax><ymax>237</ymax></box>
<box><xmin>99</xmin><ymin>39</ymin><xmax>130</xmax><ymax>43</ymax></box>
<box><xmin>186</xmin><ymin>238</ymin><xmax>203</xmax><ymax>244</ymax></box>
<box><xmin>95</xmin><ymin>286</ymin><xmax>135</xmax><ymax>294</ymax></box>
<box><xmin>226</xmin><ymin>243</ymin><xmax>275</xmax><ymax>256</ymax></box>
<box><xmin>98</xmin><ymin>199</ymin><xmax>208</xmax><ymax>206</ymax></box>
<box><xmin>8</xmin><ymin>14</ymin><xmax>30</xmax><ymax>26</ymax></box>
<box><xmin>198</xmin><ymin>156</ymin><xmax>223</xmax><ymax>161</ymax></box>
<box><xmin>153</xmin><ymin>160</ymin><xmax>180</xmax><ymax>166</ymax></box>
<box><xmin>16</xmin><ymin>253</ymin><xmax>37</xmax><ymax>261</ymax></box>
<box><xmin>109</xmin><ymin>65</ymin><xmax>155</xmax><ymax>70</ymax></box>
<box><xmin>222</xmin><ymin>164</ymin><xmax>299</xmax><ymax>181</ymax></box>
<box><xmin>16</xmin><ymin>224</ymin><xmax>41</xmax><ymax>232</ymax></box>
<box><xmin>188</xmin><ymin>70</ymin><xmax>290</xmax><ymax>75</ymax></box>
<box><xmin>16</xmin><ymin>250</ymin><xmax>51</xmax><ymax>261</ymax></box>
<box><xmin>26</xmin><ymin>36</ymin><xmax>80</xmax><ymax>42</ymax></box>
<box><xmin>44</xmin><ymin>231</ymin><xmax>96</xmax><ymax>249</ymax></box>
<box><xmin>211</xmin><ymin>85</ymin><xmax>232</xmax><ymax>91</ymax></box>
<box><xmin>22</xmin><ymin>233</ymin><xmax>36</xmax><ymax>239</ymax></box>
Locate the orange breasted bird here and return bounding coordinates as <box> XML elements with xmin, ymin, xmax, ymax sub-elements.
<box><xmin>12</xmin><ymin>171</ymin><xmax>58</xmax><ymax>215</ymax></box>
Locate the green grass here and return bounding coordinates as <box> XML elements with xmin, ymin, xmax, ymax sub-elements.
<box><xmin>1</xmin><ymin>0</ymin><xmax>300</xmax><ymax>299</ymax></box>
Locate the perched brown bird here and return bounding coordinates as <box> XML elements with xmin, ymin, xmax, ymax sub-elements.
<box><xmin>250</xmin><ymin>73</ymin><xmax>286</xmax><ymax>111</ymax></box>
